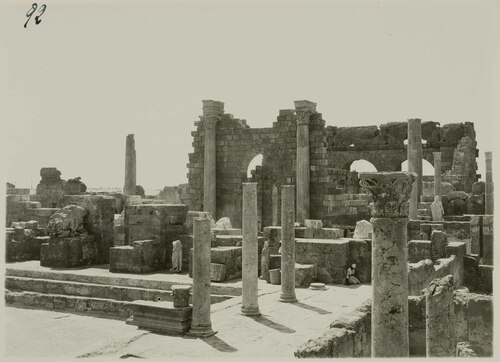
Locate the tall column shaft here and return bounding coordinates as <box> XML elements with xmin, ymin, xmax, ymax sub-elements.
<box><xmin>123</xmin><ymin>134</ymin><xmax>136</xmax><ymax>195</ymax></box>
<box><xmin>280</xmin><ymin>185</ymin><xmax>297</xmax><ymax>303</ymax></box>
<box><xmin>190</xmin><ymin>218</ymin><xmax>215</xmax><ymax>337</ymax></box>
<box><xmin>201</xmin><ymin>100</ymin><xmax>223</xmax><ymax>217</ymax></box>
<box><xmin>408</xmin><ymin>119</ymin><xmax>422</xmax><ymax>219</ymax></box>
<box><xmin>272</xmin><ymin>184</ymin><xmax>279</xmax><ymax>226</ymax></box>
<box><xmin>203</xmin><ymin>122</ymin><xmax>217</xmax><ymax>217</ymax></box>
<box><xmin>433</xmin><ymin>152</ymin><xmax>442</xmax><ymax>197</ymax></box>
<box><xmin>241</xmin><ymin>183</ymin><xmax>260</xmax><ymax>316</ymax></box>
<box><xmin>485</xmin><ymin>152</ymin><xmax>493</xmax><ymax>215</ymax></box>
<box><xmin>360</xmin><ymin>172</ymin><xmax>415</xmax><ymax>357</ymax></box>
<box><xmin>296</xmin><ymin>112</ymin><xmax>310</xmax><ymax>225</ymax></box>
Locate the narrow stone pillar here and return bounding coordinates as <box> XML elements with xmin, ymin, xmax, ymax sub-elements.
<box><xmin>485</xmin><ymin>152</ymin><xmax>493</xmax><ymax>215</ymax></box>
<box><xmin>407</xmin><ymin>119</ymin><xmax>422</xmax><ymax>219</ymax></box>
<box><xmin>294</xmin><ymin>100</ymin><xmax>316</xmax><ymax>225</ymax></box>
<box><xmin>241</xmin><ymin>182</ymin><xmax>260</xmax><ymax>316</ymax></box>
<box><xmin>272</xmin><ymin>184</ymin><xmax>279</xmax><ymax>226</ymax></box>
<box><xmin>426</xmin><ymin>274</ymin><xmax>455</xmax><ymax>357</ymax></box>
<box><xmin>189</xmin><ymin>218</ymin><xmax>216</xmax><ymax>337</ymax></box>
<box><xmin>123</xmin><ymin>134</ymin><xmax>136</xmax><ymax>195</ymax></box>
<box><xmin>433</xmin><ymin>152</ymin><xmax>442</xmax><ymax>197</ymax></box>
<box><xmin>360</xmin><ymin>171</ymin><xmax>415</xmax><ymax>357</ymax></box>
<box><xmin>202</xmin><ymin>100</ymin><xmax>224</xmax><ymax>219</ymax></box>
<box><xmin>280</xmin><ymin>185</ymin><xmax>297</xmax><ymax>303</ymax></box>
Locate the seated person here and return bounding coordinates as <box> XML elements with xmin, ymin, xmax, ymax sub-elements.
<box><xmin>345</xmin><ymin>263</ymin><xmax>360</xmax><ymax>285</ymax></box>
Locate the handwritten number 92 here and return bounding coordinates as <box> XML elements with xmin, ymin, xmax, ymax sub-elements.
<box><xmin>24</xmin><ymin>3</ymin><xmax>47</xmax><ymax>28</ymax></box>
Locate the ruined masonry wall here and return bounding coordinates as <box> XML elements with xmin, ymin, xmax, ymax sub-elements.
<box><xmin>184</xmin><ymin>104</ymin><xmax>477</xmax><ymax>228</ymax></box>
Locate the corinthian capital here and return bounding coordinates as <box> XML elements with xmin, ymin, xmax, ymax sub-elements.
<box><xmin>359</xmin><ymin>172</ymin><xmax>416</xmax><ymax>218</ymax></box>
<box><xmin>202</xmin><ymin>115</ymin><xmax>220</xmax><ymax>130</ymax></box>
<box><xmin>295</xmin><ymin>110</ymin><xmax>311</xmax><ymax>126</ymax></box>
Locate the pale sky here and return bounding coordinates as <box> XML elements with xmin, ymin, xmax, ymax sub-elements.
<box><xmin>1</xmin><ymin>0</ymin><xmax>499</xmax><ymax>191</ymax></box>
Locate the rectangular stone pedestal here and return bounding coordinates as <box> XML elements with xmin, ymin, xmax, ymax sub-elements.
<box><xmin>40</xmin><ymin>235</ymin><xmax>98</xmax><ymax>268</ymax></box>
<box><xmin>126</xmin><ymin>300</ymin><xmax>192</xmax><ymax>334</ymax></box>
<box><xmin>188</xmin><ymin>246</ymin><xmax>242</xmax><ymax>281</ymax></box>
<box><xmin>109</xmin><ymin>239</ymin><xmax>166</xmax><ymax>273</ymax></box>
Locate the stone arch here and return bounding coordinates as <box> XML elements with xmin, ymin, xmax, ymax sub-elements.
<box><xmin>400</xmin><ymin>159</ymin><xmax>435</xmax><ymax>176</ymax></box>
<box><xmin>246</xmin><ymin>154</ymin><xmax>263</xmax><ymax>178</ymax></box>
<box><xmin>349</xmin><ymin>159</ymin><xmax>378</xmax><ymax>172</ymax></box>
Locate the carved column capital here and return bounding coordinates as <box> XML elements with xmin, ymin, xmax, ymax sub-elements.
<box><xmin>295</xmin><ymin>110</ymin><xmax>312</xmax><ymax>126</ymax></box>
<box><xmin>202</xmin><ymin>115</ymin><xmax>220</xmax><ymax>130</ymax></box>
<box><xmin>359</xmin><ymin>172</ymin><xmax>416</xmax><ymax>218</ymax></box>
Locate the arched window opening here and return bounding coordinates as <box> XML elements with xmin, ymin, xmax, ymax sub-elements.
<box><xmin>247</xmin><ymin>154</ymin><xmax>263</xmax><ymax>178</ymax></box>
<box><xmin>350</xmin><ymin>160</ymin><xmax>377</xmax><ymax>173</ymax></box>
<box><xmin>401</xmin><ymin>159</ymin><xmax>434</xmax><ymax>176</ymax></box>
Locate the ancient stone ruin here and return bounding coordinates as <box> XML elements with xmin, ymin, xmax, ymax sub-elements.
<box><xmin>4</xmin><ymin>99</ymin><xmax>493</xmax><ymax>358</ymax></box>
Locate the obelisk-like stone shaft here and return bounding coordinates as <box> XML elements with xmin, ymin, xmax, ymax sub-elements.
<box><xmin>241</xmin><ymin>183</ymin><xmax>260</xmax><ymax>316</ymax></box>
<box><xmin>189</xmin><ymin>218</ymin><xmax>215</xmax><ymax>337</ymax></box>
<box><xmin>272</xmin><ymin>184</ymin><xmax>279</xmax><ymax>226</ymax></box>
<box><xmin>202</xmin><ymin>100</ymin><xmax>223</xmax><ymax>219</ymax></box>
<box><xmin>280</xmin><ymin>185</ymin><xmax>297</xmax><ymax>303</ymax></box>
<box><xmin>408</xmin><ymin>119</ymin><xmax>422</xmax><ymax>219</ymax></box>
<box><xmin>485</xmin><ymin>152</ymin><xmax>493</xmax><ymax>215</ymax></box>
<box><xmin>296</xmin><ymin>113</ymin><xmax>310</xmax><ymax>225</ymax></box>
<box><xmin>360</xmin><ymin>172</ymin><xmax>415</xmax><ymax>357</ymax></box>
<box><xmin>426</xmin><ymin>275</ymin><xmax>455</xmax><ymax>357</ymax></box>
<box><xmin>433</xmin><ymin>152</ymin><xmax>442</xmax><ymax>197</ymax></box>
<box><xmin>123</xmin><ymin>134</ymin><xmax>136</xmax><ymax>195</ymax></box>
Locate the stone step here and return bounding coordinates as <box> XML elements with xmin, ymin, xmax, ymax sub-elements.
<box><xmin>418</xmin><ymin>216</ymin><xmax>432</xmax><ymax>222</ymax></box>
<box><xmin>5</xmin><ymin>290</ymin><xmax>134</xmax><ymax>320</ymax></box>
<box><xmin>5</xmin><ymin>265</ymin><xmax>240</xmax><ymax>296</ymax></box>
<box><xmin>418</xmin><ymin>202</ymin><xmax>432</xmax><ymax>209</ymax></box>
<box><xmin>215</xmin><ymin>234</ymin><xmax>242</xmax><ymax>247</ymax></box>
<box><xmin>417</xmin><ymin>208</ymin><xmax>432</xmax><ymax>217</ymax></box>
<box><xmin>444</xmin><ymin>215</ymin><xmax>471</xmax><ymax>222</ymax></box>
<box><xmin>420</xmin><ymin>195</ymin><xmax>435</xmax><ymax>202</ymax></box>
<box><xmin>5</xmin><ymin>276</ymin><xmax>231</xmax><ymax>304</ymax></box>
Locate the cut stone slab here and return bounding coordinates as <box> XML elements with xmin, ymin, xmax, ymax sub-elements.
<box><xmin>109</xmin><ymin>239</ymin><xmax>167</xmax><ymax>274</ymax></box>
<box><xmin>353</xmin><ymin>220</ymin><xmax>373</xmax><ymax>239</ymax></box>
<box><xmin>408</xmin><ymin>240</ymin><xmax>432</xmax><ymax>263</ymax></box>
<box><xmin>295</xmin><ymin>263</ymin><xmax>316</xmax><ymax>288</ymax></box>
<box><xmin>40</xmin><ymin>235</ymin><xmax>98</xmax><ymax>268</ymax></box>
<box><xmin>310</xmin><ymin>282</ymin><xmax>326</xmax><ymax>290</ymax></box>
<box><xmin>210</xmin><ymin>263</ymin><xmax>227</xmax><ymax>282</ymax></box>
<box><xmin>126</xmin><ymin>300</ymin><xmax>192</xmax><ymax>335</ymax></box>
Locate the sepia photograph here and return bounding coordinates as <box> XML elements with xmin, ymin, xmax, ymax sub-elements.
<box><xmin>0</xmin><ymin>0</ymin><xmax>498</xmax><ymax>359</ymax></box>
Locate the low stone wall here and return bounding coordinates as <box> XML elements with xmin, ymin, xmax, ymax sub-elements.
<box><xmin>408</xmin><ymin>241</ymin><xmax>465</xmax><ymax>296</ymax></box>
<box><xmin>295</xmin><ymin>299</ymin><xmax>371</xmax><ymax>358</ymax></box>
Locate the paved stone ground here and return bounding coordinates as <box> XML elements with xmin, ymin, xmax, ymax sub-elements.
<box><xmin>3</xmin><ymin>283</ymin><xmax>371</xmax><ymax>359</ymax></box>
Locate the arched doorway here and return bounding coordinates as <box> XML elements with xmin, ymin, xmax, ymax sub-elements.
<box><xmin>350</xmin><ymin>159</ymin><xmax>378</xmax><ymax>172</ymax></box>
<box><xmin>247</xmin><ymin>154</ymin><xmax>263</xmax><ymax>179</ymax></box>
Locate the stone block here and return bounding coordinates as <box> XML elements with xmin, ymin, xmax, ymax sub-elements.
<box><xmin>188</xmin><ymin>246</ymin><xmax>242</xmax><ymax>281</ymax></box>
<box><xmin>430</xmin><ymin>230</ymin><xmax>448</xmax><ymax>261</ymax></box>
<box><xmin>109</xmin><ymin>239</ymin><xmax>167</xmax><ymax>273</ymax></box>
<box><xmin>466</xmin><ymin>293</ymin><xmax>493</xmax><ymax>356</ymax></box>
<box><xmin>408</xmin><ymin>240</ymin><xmax>432</xmax><ymax>263</ymax></box>
<box><xmin>476</xmin><ymin>265</ymin><xmax>492</xmax><ymax>294</ymax></box>
<box><xmin>215</xmin><ymin>235</ymin><xmax>242</xmax><ymax>247</ymax></box>
<box><xmin>304</xmin><ymin>219</ymin><xmax>323</xmax><ymax>229</ymax></box>
<box><xmin>40</xmin><ymin>235</ymin><xmax>98</xmax><ymax>268</ymax></box>
<box><xmin>353</xmin><ymin>220</ymin><xmax>372</xmax><ymax>239</ymax></box>
<box><xmin>295</xmin><ymin>263</ymin><xmax>316</xmax><ymax>288</ymax></box>
<box><xmin>269</xmin><ymin>254</ymin><xmax>281</xmax><ymax>270</ymax></box>
<box><xmin>210</xmin><ymin>263</ymin><xmax>227</xmax><ymax>282</ymax></box>
<box><xmin>127</xmin><ymin>300</ymin><xmax>192</xmax><ymax>334</ymax></box>
<box><xmin>408</xmin><ymin>295</ymin><xmax>426</xmax><ymax>356</ymax></box>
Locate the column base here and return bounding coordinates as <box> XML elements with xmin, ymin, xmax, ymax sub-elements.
<box><xmin>241</xmin><ymin>306</ymin><xmax>261</xmax><ymax>316</ymax></box>
<box><xmin>187</xmin><ymin>324</ymin><xmax>217</xmax><ymax>338</ymax></box>
<box><xmin>279</xmin><ymin>294</ymin><xmax>298</xmax><ymax>303</ymax></box>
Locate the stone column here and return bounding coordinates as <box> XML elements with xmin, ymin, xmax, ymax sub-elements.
<box><xmin>189</xmin><ymin>218</ymin><xmax>216</xmax><ymax>337</ymax></box>
<box><xmin>426</xmin><ymin>275</ymin><xmax>455</xmax><ymax>357</ymax></box>
<box><xmin>272</xmin><ymin>184</ymin><xmax>279</xmax><ymax>226</ymax></box>
<box><xmin>280</xmin><ymin>185</ymin><xmax>297</xmax><ymax>303</ymax></box>
<box><xmin>123</xmin><ymin>134</ymin><xmax>136</xmax><ymax>195</ymax></box>
<box><xmin>433</xmin><ymin>152</ymin><xmax>442</xmax><ymax>197</ymax></box>
<box><xmin>359</xmin><ymin>171</ymin><xmax>415</xmax><ymax>357</ymax></box>
<box><xmin>241</xmin><ymin>183</ymin><xmax>260</xmax><ymax>316</ymax></box>
<box><xmin>294</xmin><ymin>100</ymin><xmax>316</xmax><ymax>225</ymax></box>
<box><xmin>485</xmin><ymin>152</ymin><xmax>493</xmax><ymax>215</ymax></box>
<box><xmin>202</xmin><ymin>100</ymin><xmax>224</xmax><ymax>219</ymax></box>
<box><xmin>407</xmin><ymin>119</ymin><xmax>422</xmax><ymax>219</ymax></box>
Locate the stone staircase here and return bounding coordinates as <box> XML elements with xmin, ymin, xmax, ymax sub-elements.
<box><xmin>5</xmin><ymin>265</ymin><xmax>234</xmax><ymax>320</ymax></box>
<box><xmin>417</xmin><ymin>195</ymin><xmax>434</xmax><ymax>221</ymax></box>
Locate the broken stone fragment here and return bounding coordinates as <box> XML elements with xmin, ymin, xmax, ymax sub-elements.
<box><xmin>47</xmin><ymin>205</ymin><xmax>88</xmax><ymax>237</ymax></box>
